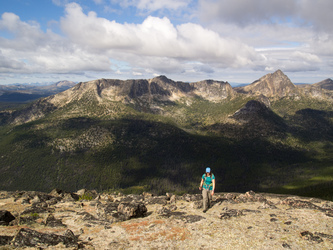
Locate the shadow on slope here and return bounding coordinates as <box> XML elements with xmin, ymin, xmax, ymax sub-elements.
<box><xmin>0</xmin><ymin>116</ymin><xmax>312</xmax><ymax>195</ymax></box>
<box><xmin>288</xmin><ymin>109</ymin><xmax>333</xmax><ymax>142</ymax></box>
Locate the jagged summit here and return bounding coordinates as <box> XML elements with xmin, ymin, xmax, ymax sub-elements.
<box><xmin>314</xmin><ymin>78</ymin><xmax>333</xmax><ymax>90</ymax></box>
<box><xmin>49</xmin><ymin>76</ymin><xmax>234</xmax><ymax>108</ymax></box>
<box><xmin>235</xmin><ymin>70</ymin><xmax>297</xmax><ymax>98</ymax></box>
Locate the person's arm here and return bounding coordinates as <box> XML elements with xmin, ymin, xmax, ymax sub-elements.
<box><xmin>199</xmin><ymin>178</ymin><xmax>204</xmax><ymax>190</ymax></box>
<box><xmin>211</xmin><ymin>179</ymin><xmax>215</xmax><ymax>195</ymax></box>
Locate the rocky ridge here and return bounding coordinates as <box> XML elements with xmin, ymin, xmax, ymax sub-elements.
<box><xmin>235</xmin><ymin>70</ymin><xmax>333</xmax><ymax>101</ymax></box>
<box><xmin>0</xmin><ymin>190</ymin><xmax>332</xmax><ymax>249</ymax></box>
<box><xmin>313</xmin><ymin>78</ymin><xmax>333</xmax><ymax>90</ymax></box>
<box><xmin>234</xmin><ymin>70</ymin><xmax>297</xmax><ymax>98</ymax></box>
<box><xmin>1</xmin><ymin>70</ymin><xmax>332</xmax><ymax>126</ymax></box>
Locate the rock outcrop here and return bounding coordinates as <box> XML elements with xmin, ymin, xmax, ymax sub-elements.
<box><xmin>0</xmin><ymin>190</ymin><xmax>332</xmax><ymax>249</ymax></box>
<box><xmin>235</xmin><ymin>69</ymin><xmax>297</xmax><ymax>98</ymax></box>
<box><xmin>314</xmin><ymin>78</ymin><xmax>333</xmax><ymax>90</ymax></box>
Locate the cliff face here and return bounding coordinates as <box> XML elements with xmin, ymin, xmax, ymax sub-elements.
<box><xmin>48</xmin><ymin>76</ymin><xmax>234</xmax><ymax>107</ymax></box>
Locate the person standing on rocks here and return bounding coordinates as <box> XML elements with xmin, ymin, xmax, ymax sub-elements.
<box><xmin>199</xmin><ymin>167</ymin><xmax>215</xmax><ymax>213</ymax></box>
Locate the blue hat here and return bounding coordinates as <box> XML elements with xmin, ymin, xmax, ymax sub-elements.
<box><xmin>206</xmin><ymin>167</ymin><xmax>211</xmax><ymax>173</ymax></box>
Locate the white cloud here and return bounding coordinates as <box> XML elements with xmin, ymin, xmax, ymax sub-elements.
<box><xmin>0</xmin><ymin>50</ymin><xmax>26</xmax><ymax>72</ymax></box>
<box><xmin>199</xmin><ymin>0</ymin><xmax>296</xmax><ymax>26</ymax></box>
<box><xmin>1</xmin><ymin>1</ymin><xmax>332</xmax><ymax>84</ymax></box>
<box><xmin>197</xmin><ymin>0</ymin><xmax>333</xmax><ymax>76</ymax></box>
<box><xmin>292</xmin><ymin>51</ymin><xmax>321</xmax><ymax>63</ymax></box>
<box><xmin>299</xmin><ymin>0</ymin><xmax>333</xmax><ymax>32</ymax></box>
<box><xmin>0</xmin><ymin>12</ymin><xmax>111</xmax><ymax>74</ymax></box>
<box><xmin>199</xmin><ymin>0</ymin><xmax>333</xmax><ymax>33</ymax></box>
<box><xmin>60</xmin><ymin>3</ymin><xmax>262</xmax><ymax>70</ymax></box>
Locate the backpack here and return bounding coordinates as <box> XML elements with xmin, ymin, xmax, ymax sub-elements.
<box><xmin>203</xmin><ymin>173</ymin><xmax>214</xmax><ymax>189</ymax></box>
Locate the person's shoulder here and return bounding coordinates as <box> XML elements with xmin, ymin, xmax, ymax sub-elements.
<box><xmin>212</xmin><ymin>174</ymin><xmax>215</xmax><ymax>179</ymax></box>
<box><xmin>202</xmin><ymin>174</ymin><xmax>206</xmax><ymax>178</ymax></box>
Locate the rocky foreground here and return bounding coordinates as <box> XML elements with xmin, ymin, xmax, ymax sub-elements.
<box><xmin>0</xmin><ymin>190</ymin><xmax>333</xmax><ymax>249</ymax></box>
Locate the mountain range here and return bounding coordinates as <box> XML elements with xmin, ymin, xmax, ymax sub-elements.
<box><xmin>0</xmin><ymin>70</ymin><xmax>332</xmax><ymax>200</ymax></box>
<box><xmin>0</xmin><ymin>80</ymin><xmax>76</xmax><ymax>103</ymax></box>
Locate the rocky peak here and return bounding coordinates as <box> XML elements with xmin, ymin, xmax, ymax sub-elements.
<box><xmin>232</xmin><ymin>99</ymin><xmax>270</xmax><ymax>121</ymax></box>
<box><xmin>190</xmin><ymin>79</ymin><xmax>235</xmax><ymax>102</ymax></box>
<box><xmin>54</xmin><ymin>80</ymin><xmax>76</xmax><ymax>88</ymax></box>
<box><xmin>51</xmin><ymin>76</ymin><xmax>234</xmax><ymax>107</ymax></box>
<box><xmin>314</xmin><ymin>78</ymin><xmax>333</xmax><ymax>90</ymax></box>
<box><xmin>236</xmin><ymin>70</ymin><xmax>297</xmax><ymax>98</ymax></box>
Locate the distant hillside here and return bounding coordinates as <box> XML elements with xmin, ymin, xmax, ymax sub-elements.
<box><xmin>0</xmin><ymin>71</ymin><xmax>332</xmax><ymax>201</ymax></box>
<box><xmin>0</xmin><ymin>80</ymin><xmax>76</xmax><ymax>103</ymax></box>
<box><xmin>314</xmin><ymin>78</ymin><xmax>333</xmax><ymax>90</ymax></box>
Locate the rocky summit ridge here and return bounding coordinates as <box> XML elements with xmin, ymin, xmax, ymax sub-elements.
<box><xmin>49</xmin><ymin>75</ymin><xmax>234</xmax><ymax>107</ymax></box>
<box><xmin>313</xmin><ymin>78</ymin><xmax>333</xmax><ymax>90</ymax></box>
<box><xmin>1</xmin><ymin>70</ymin><xmax>332</xmax><ymax>126</ymax></box>
<box><xmin>234</xmin><ymin>70</ymin><xmax>297</xmax><ymax>98</ymax></box>
<box><xmin>0</xmin><ymin>190</ymin><xmax>332</xmax><ymax>249</ymax></box>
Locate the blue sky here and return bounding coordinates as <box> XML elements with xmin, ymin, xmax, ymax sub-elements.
<box><xmin>0</xmin><ymin>0</ymin><xmax>332</xmax><ymax>85</ymax></box>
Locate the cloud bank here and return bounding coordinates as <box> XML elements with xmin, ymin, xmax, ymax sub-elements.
<box><xmin>0</xmin><ymin>0</ymin><xmax>332</xmax><ymax>84</ymax></box>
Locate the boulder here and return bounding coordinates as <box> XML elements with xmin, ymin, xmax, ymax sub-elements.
<box><xmin>156</xmin><ymin>206</ymin><xmax>171</xmax><ymax>216</ymax></box>
<box><xmin>117</xmin><ymin>202</ymin><xmax>147</xmax><ymax>220</ymax></box>
<box><xmin>169</xmin><ymin>195</ymin><xmax>177</xmax><ymax>204</ymax></box>
<box><xmin>0</xmin><ymin>210</ymin><xmax>15</xmax><ymax>226</ymax></box>
<box><xmin>12</xmin><ymin>228</ymin><xmax>78</xmax><ymax>248</ymax></box>
<box><xmin>222</xmin><ymin>193</ymin><xmax>237</xmax><ymax>200</ymax></box>
<box><xmin>300</xmin><ymin>231</ymin><xmax>323</xmax><ymax>243</ymax></box>
<box><xmin>280</xmin><ymin>198</ymin><xmax>324</xmax><ymax>211</ymax></box>
<box><xmin>44</xmin><ymin>213</ymin><xmax>67</xmax><ymax>227</ymax></box>
<box><xmin>62</xmin><ymin>192</ymin><xmax>80</xmax><ymax>202</ymax></box>
<box><xmin>49</xmin><ymin>188</ymin><xmax>64</xmax><ymax>197</ymax></box>
<box><xmin>182</xmin><ymin>194</ymin><xmax>202</xmax><ymax>202</ymax></box>
<box><xmin>219</xmin><ymin>207</ymin><xmax>244</xmax><ymax>219</ymax></box>
<box><xmin>96</xmin><ymin>202</ymin><xmax>129</xmax><ymax>223</ymax></box>
<box><xmin>233</xmin><ymin>191</ymin><xmax>267</xmax><ymax>203</ymax></box>
<box><xmin>0</xmin><ymin>235</ymin><xmax>13</xmax><ymax>246</ymax></box>
<box><xmin>258</xmin><ymin>201</ymin><xmax>278</xmax><ymax>209</ymax></box>
<box><xmin>21</xmin><ymin>204</ymin><xmax>54</xmax><ymax>215</ymax></box>
<box><xmin>145</xmin><ymin>196</ymin><xmax>168</xmax><ymax>205</ymax></box>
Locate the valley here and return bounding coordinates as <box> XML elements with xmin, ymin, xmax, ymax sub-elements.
<box><xmin>0</xmin><ymin>70</ymin><xmax>332</xmax><ymax>200</ymax></box>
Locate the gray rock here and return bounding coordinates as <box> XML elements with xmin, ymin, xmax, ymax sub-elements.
<box><xmin>0</xmin><ymin>235</ymin><xmax>13</xmax><ymax>246</ymax></box>
<box><xmin>192</xmin><ymin>200</ymin><xmax>203</xmax><ymax>209</ymax></box>
<box><xmin>169</xmin><ymin>195</ymin><xmax>177</xmax><ymax>204</ymax></box>
<box><xmin>300</xmin><ymin>231</ymin><xmax>323</xmax><ymax>243</ymax></box>
<box><xmin>118</xmin><ymin>202</ymin><xmax>147</xmax><ymax>220</ymax></box>
<box><xmin>219</xmin><ymin>207</ymin><xmax>244</xmax><ymax>219</ymax></box>
<box><xmin>0</xmin><ymin>210</ymin><xmax>15</xmax><ymax>226</ymax></box>
<box><xmin>145</xmin><ymin>196</ymin><xmax>168</xmax><ymax>205</ymax></box>
<box><xmin>12</xmin><ymin>228</ymin><xmax>78</xmax><ymax>248</ymax></box>
<box><xmin>44</xmin><ymin>213</ymin><xmax>67</xmax><ymax>227</ymax></box>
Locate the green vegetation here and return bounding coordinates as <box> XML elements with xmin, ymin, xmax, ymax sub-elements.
<box><xmin>0</xmin><ymin>92</ymin><xmax>332</xmax><ymax>201</ymax></box>
<box><xmin>30</xmin><ymin>213</ymin><xmax>39</xmax><ymax>218</ymax></box>
<box><xmin>79</xmin><ymin>193</ymin><xmax>94</xmax><ymax>201</ymax></box>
